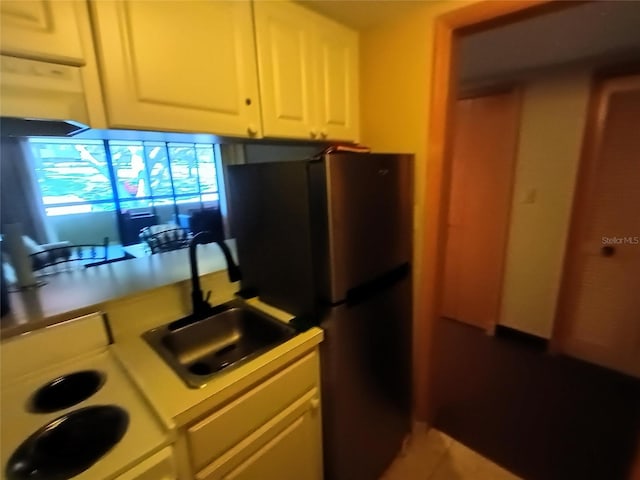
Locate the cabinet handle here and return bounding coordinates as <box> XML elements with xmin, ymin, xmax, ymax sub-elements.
<box><xmin>320</xmin><ymin>130</ymin><xmax>328</xmax><ymax>139</ymax></box>
<box><xmin>310</xmin><ymin>129</ymin><xmax>318</xmax><ymax>138</ymax></box>
<box><xmin>247</xmin><ymin>125</ymin><xmax>258</xmax><ymax>136</ymax></box>
<box><xmin>310</xmin><ymin>397</ymin><xmax>320</xmax><ymax>411</ymax></box>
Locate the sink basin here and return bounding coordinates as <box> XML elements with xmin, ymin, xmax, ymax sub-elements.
<box><xmin>143</xmin><ymin>300</ymin><xmax>296</xmax><ymax>388</ymax></box>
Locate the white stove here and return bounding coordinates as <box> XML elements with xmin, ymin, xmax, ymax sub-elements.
<box><xmin>1</xmin><ymin>313</ymin><xmax>174</xmax><ymax>480</ymax></box>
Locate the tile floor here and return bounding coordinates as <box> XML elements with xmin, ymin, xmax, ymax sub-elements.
<box><xmin>381</xmin><ymin>427</ymin><xmax>521</xmax><ymax>480</ymax></box>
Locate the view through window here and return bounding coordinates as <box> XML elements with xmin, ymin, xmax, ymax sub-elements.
<box><xmin>29</xmin><ymin>138</ymin><xmax>220</xmax><ymax>217</ymax></box>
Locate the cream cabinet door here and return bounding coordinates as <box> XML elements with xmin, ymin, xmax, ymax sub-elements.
<box><xmin>196</xmin><ymin>389</ymin><xmax>323</xmax><ymax>480</ymax></box>
<box><xmin>90</xmin><ymin>0</ymin><xmax>261</xmax><ymax>137</ymax></box>
<box><xmin>0</xmin><ymin>0</ymin><xmax>84</xmax><ymax>65</ymax></box>
<box><xmin>315</xmin><ymin>17</ymin><xmax>359</xmax><ymax>142</ymax></box>
<box><xmin>223</xmin><ymin>409</ymin><xmax>321</xmax><ymax>480</ymax></box>
<box><xmin>254</xmin><ymin>1</ymin><xmax>359</xmax><ymax>142</ymax></box>
<box><xmin>253</xmin><ymin>1</ymin><xmax>317</xmax><ymax>140</ymax></box>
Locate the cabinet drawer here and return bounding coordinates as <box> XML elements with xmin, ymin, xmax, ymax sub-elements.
<box><xmin>187</xmin><ymin>351</ymin><xmax>319</xmax><ymax>471</ymax></box>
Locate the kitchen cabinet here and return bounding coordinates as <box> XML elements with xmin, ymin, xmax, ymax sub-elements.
<box><xmin>114</xmin><ymin>447</ymin><xmax>176</xmax><ymax>480</ymax></box>
<box><xmin>314</xmin><ymin>15</ymin><xmax>360</xmax><ymax>142</ymax></box>
<box><xmin>184</xmin><ymin>351</ymin><xmax>323</xmax><ymax>480</ymax></box>
<box><xmin>254</xmin><ymin>1</ymin><xmax>359</xmax><ymax>141</ymax></box>
<box><xmin>0</xmin><ymin>0</ymin><xmax>85</xmax><ymax>65</ymax></box>
<box><xmin>196</xmin><ymin>389</ymin><xmax>321</xmax><ymax>480</ymax></box>
<box><xmin>89</xmin><ymin>0</ymin><xmax>262</xmax><ymax>137</ymax></box>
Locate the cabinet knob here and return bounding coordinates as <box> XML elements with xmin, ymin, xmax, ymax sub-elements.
<box><xmin>247</xmin><ymin>125</ymin><xmax>258</xmax><ymax>136</ymax></box>
<box><xmin>310</xmin><ymin>129</ymin><xmax>318</xmax><ymax>138</ymax></box>
<box><xmin>320</xmin><ymin>129</ymin><xmax>328</xmax><ymax>139</ymax></box>
<box><xmin>310</xmin><ymin>397</ymin><xmax>320</xmax><ymax>411</ymax></box>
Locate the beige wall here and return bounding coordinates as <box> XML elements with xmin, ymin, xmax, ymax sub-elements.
<box><xmin>499</xmin><ymin>69</ymin><xmax>590</xmax><ymax>338</ymax></box>
<box><xmin>48</xmin><ymin>211</ymin><xmax>118</xmax><ymax>245</ymax></box>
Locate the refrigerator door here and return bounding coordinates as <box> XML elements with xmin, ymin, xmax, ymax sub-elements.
<box><xmin>320</xmin><ymin>274</ymin><xmax>412</xmax><ymax>480</ymax></box>
<box><xmin>324</xmin><ymin>153</ymin><xmax>413</xmax><ymax>302</ymax></box>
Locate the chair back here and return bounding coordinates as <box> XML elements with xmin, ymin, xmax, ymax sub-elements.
<box><xmin>139</xmin><ymin>226</ymin><xmax>189</xmax><ymax>254</ymax></box>
<box><xmin>30</xmin><ymin>237</ymin><xmax>109</xmax><ymax>275</ymax></box>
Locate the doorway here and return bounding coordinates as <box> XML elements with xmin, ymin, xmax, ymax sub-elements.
<box><xmin>423</xmin><ymin>2</ymin><xmax>640</xmax><ymax>478</ymax></box>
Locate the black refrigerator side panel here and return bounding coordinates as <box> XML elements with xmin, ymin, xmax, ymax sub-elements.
<box><xmin>321</xmin><ymin>274</ymin><xmax>412</xmax><ymax>480</ymax></box>
<box><xmin>227</xmin><ymin>162</ymin><xmax>316</xmax><ymax>317</ymax></box>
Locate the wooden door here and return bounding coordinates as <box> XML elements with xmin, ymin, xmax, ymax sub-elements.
<box><xmin>90</xmin><ymin>0</ymin><xmax>261</xmax><ymax>137</ymax></box>
<box><xmin>253</xmin><ymin>1</ymin><xmax>317</xmax><ymax>140</ymax></box>
<box><xmin>554</xmin><ymin>74</ymin><xmax>640</xmax><ymax>378</ymax></box>
<box><xmin>315</xmin><ymin>16</ymin><xmax>359</xmax><ymax>141</ymax></box>
<box><xmin>0</xmin><ymin>0</ymin><xmax>84</xmax><ymax>65</ymax></box>
<box><xmin>442</xmin><ymin>91</ymin><xmax>521</xmax><ymax>329</ymax></box>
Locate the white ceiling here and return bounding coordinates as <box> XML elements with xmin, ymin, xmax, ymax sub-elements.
<box><xmin>459</xmin><ymin>1</ymin><xmax>640</xmax><ymax>82</ymax></box>
<box><xmin>299</xmin><ymin>0</ymin><xmax>426</xmax><ymax>30</ymax></box>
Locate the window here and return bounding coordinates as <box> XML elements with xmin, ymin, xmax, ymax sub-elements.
<box><xmin>29</xmin><ymin>139</ymin><xmax>114</xmax><ymax>216</ymax></box>
<box><xmin>28</xmin><ymin>138</ymin><xmax>220</xmax><ymax>216</ymax></box>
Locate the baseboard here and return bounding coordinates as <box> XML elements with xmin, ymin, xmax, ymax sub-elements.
<box><xmin>494</xmin><ymin>324</ymin><xmax>548</xmax><ymax>351</ymax></box>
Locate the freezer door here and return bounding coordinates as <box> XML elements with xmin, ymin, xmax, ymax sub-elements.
<box><xmin>324</xmin><ymin>153</ymin><xmax>413</xmax><ymax>302</ymax></box>
<box><xmin>320</xmin><ymin>275</ymin><xmax>412</xmax><ymax>480</ymax></box>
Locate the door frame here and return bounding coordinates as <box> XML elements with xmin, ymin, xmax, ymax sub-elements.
<box><xmin>417</xmin><ymin>0</ymin><xmax>587</xmax><ymax>421</ymax></box>
<box><xmin>550</xmin><ymin>68</ymin><xmax>640</xmax><ymax>355</ymax></box>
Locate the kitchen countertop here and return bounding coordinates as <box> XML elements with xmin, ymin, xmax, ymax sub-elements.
<box><xmin>1</xmin><ymin>242</ymin><xmax>238</xmax><ymax>339</ymax></box>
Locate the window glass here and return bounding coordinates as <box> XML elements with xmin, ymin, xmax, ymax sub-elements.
<box><xmin>196</xmin><ymin>144</ymin><xmax>219</xmax><ymax>202</ymax></box>
<box><xmin>108</xmin><ymin>141</ymin><xmax>149</xmax><ymax>202</ymax></box>
<box><xmin>28</xmin><ymin>139</ymin><xmax>114</xmax><ymax>216</ymax></box>
<box><xmin>144</xmin><ymin>143</ymin><xmax>173</xmax><ymax>200</ymax></box>
<box><xmin>28</xmin><ymin>138</ymin><xmax>221</xmax><ymax>217</ymax></box>
<box><xmin>168</xmin><ymin>143</ymin><xmax>199</xmax><ymax>198</ymax></box>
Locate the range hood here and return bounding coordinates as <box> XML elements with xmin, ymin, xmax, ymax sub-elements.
<box><xmin>1</xmin><ymin>56</ymin><xmax>90</xmax><ymax>138</ymax></box>
<box><xmin>0</xmin><ymin>117</ymin><xmax>89</xmax><ymax>137</ymax></box>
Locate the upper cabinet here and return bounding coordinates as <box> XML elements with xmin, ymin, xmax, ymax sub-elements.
<box><xmin>0</xmin><ymin>0</ymin><xmax>85</xmax><ymax>65</ymax></box>
<box><xmin>253</xmin><ymin>2</ymin><xmax>315</xmax><ymax>140</ymax></box>
<box><xmin>90</xmin><ymin>0</ymin><xmax>262</xmax><ymax>138</ymax></box>
<box><xmin>254</xmin><ymin>1</ymin><xmax>359</xmax><ymax>141</ymax></box>
<box><xmin>315</xmin><ymin>16</ymin><xmax>359</xmax><ymax>142</ymax></box>
<box><xmin>0</xmin><ymin>0</ymin><xmax>359</xmax><ymax>141</ymax></box>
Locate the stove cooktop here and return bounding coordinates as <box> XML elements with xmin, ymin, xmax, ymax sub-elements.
<box><xmin>7</xmin><ymin>405</ymin><xmax>129</xmax><ymax>480</ymax></box>
<box><xmin>29</xmin><ymin>370</ymin><xmax>105</xmax><ymax>413</ymax></box>
<box><xmin>1</xmin><ymin>314</ymin><xmax>168</xmax><ymax>480</ymax></box>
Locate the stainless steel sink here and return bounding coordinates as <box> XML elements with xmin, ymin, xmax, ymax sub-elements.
<box><xmin>143</xmin><ymin>300</ymin><xmax>296</xmax><ymax>388</ymax></box>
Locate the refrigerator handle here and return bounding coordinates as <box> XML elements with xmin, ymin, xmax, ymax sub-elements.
<box><xmin>345</xmin><ymin>263</ymin><xmax>410</xmax><ymax>306</ymax></box>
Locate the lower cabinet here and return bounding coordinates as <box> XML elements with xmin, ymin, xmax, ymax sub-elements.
<box><xmin>114</xmin><ymin>447</ymin><xmax>176</xmax><ymax>480</ymax></box>
<box><xmin>196</xmin><ymin>389</ymin><xmax>321</xmax><ymax>480</ymax></box>
<box><xmin>181</xmin><ymin>350</ymin><xmax>323</xmax><ymax>480</ymax></box>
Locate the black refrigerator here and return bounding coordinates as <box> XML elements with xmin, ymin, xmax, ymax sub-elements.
<box><xmin>227</xmin><ymin>152</ymin><xmax>413</xmax><ymax>480</ymax></box>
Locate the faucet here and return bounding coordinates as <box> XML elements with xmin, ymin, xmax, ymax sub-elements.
<box><xmin>189</xmin><ymin>231</ymin><xmax>241</xmax><ymax>317</ymax></box>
